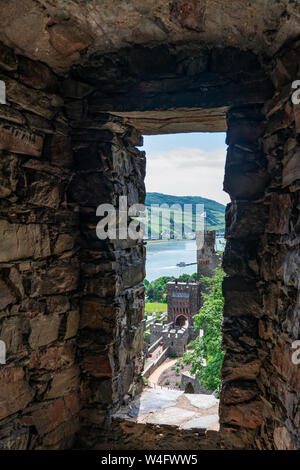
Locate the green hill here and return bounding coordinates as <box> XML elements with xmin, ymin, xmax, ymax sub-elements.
<box><xmin>145</xmin><ymin>192</ymin><xmax>225</xmax><ymax>238</ymax></box>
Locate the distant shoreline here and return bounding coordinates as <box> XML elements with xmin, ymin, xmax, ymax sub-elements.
<box><xmin>146</xmin><ymin>236</ymin><xmax>224</xmax><ymax>245</ymax></box>
<box><xmin>146</xmin><ymin>239</ymin><xmax>193</xmax><ymax>245</ymax></box>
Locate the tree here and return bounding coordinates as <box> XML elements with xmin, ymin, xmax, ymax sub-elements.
<box><xmin>144</xmin><ymin>276</ymin><xmax>175</xmax><ymax>303</ymax></box>
<box><xmin>144</xmin><ymin>273</ymin><xmax>198</xmax><ymax>303</ymax></box>
<box><xmin>183</xmin><ymin>265</ymin><xmax>225</xmax><ymax>395</ymax></box>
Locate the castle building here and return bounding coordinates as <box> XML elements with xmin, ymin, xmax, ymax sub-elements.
<box><xmin>166</xmin><ymin>230</ymin><xmax>220</xmax><ymax>332</ymax></box>
<box><xmin>197</xmin><ymin>230</ymin><xmax>221</xmax><ymax>279</ymax></box>
<box><xmin>166</xmin><ymin>280</ymin><xmax>200</xmax><ymax>327</ymax></box>
<box><xmin>145</xmin><ymin>231</ymin><xmax>222</xmax><ymax>359</ymax></box>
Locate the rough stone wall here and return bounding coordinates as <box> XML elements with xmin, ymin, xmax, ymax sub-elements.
<box><xmin>95</xmin><ymin>417</ymin><xmax>219</xmax><ymax>451</ymax></box>
<box><xmin>149</xmin><ymin>322</ymin><xmax>167</xmax><ymax>345</ymax></box>
<box><xmin>220</xmin><ymin>42</ymin><xmax>300</xmax><ymax>450</ymax></box>
<box><xmin>0</xmin><ymin>42</ymin><xmax>147</xmax><ymax>449</ymax></box>
<box><xmin>220</xmin><ymin>103</ymin><xmax>269</xmax><ymax>449</ymax></box>
<box><xmin>68</xmin><ymin>112</ymin><xmax>146</xmax><ymax>449</ymax></box>
<box><xmin>181</xmin><ymin>371</ymin><xmax>209</xmax><ymax>394</ymax></box>
<box><xmin>256</xmin><ymin>43</ymin><xmax>300</xmax><ymax>450</ymax></box>
<box><xmin>0</xmin><ymin>43</ymin><xmax>81</xmax><ymax>450</ymax></box>
<box><xmin>70</xmin><ymin>43</ymin><xmax>272</xmax><ymax>135</ymax></box>
<box><xmin>0</xmin><ymin>32</ymin><xmax>299</xmax><ymax>451</ymax></box>
<box><xmin>142</xmin><ymin>347</ymin><xmax>169</xmax><ymax>379</ymax></box>
<box><xmin>0</xmin><ymin>0</ymin><xmax>300</xmax><ymax>77</ymax></box>
<box><xmin>162</xmin><ymin>325</ymin><xmax>189</xmax><ymax>357</ymax></box>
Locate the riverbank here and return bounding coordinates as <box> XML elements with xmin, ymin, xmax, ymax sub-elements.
<box><xmin>146</xmin><ymin>239</ymin><xmax>190</xmax><ymax>245</ymax></box>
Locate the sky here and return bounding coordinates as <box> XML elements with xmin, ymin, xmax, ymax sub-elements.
<box><xmin>140</xmin><ymin>132</ymin><xmax>230</xmax><ymax>206</ymax></box>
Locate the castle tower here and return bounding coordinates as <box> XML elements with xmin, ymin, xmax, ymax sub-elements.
<box><xmin>166</xmin><ymin>230</ymin><xmax>221</xmax><ymax>346</ymax></box>
<box><xmin>196</xmin><ymin>230</ymin><xmax>221</xmax><ymax>280</ymax></box>
<box><xmin>166</xmin><ymin>279</ymin><xmax>200</xmax><ymax>327</ymax></box>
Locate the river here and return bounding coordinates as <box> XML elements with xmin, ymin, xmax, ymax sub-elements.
<box><xmin>145</xmin><ymin>238</ymin><xmax>225</xmax><ymax>281</ymax></box>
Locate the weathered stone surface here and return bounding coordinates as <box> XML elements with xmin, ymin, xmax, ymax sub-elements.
<box><xmin>224</xmin><ymin>146</ymin><xmax>269</xmax><ymax>201</ymax></box>
<box><xmin>43</xmin><ymin>134</ymin><xmax>73</xmax><ymax>169</ymax></box>
<box><xmin>82</xmin><ymin>355</ymin><xmax>112</xmax><ymax>378</ymax></box>
<box><xmin>0</xmin><ymin>43</ymin><xmax>17</xmax><ymax>71</ymax></box>
<box><xmin>222</xmin><ymin>356</ymin><xmax>262</xmax><ymax>382</ymax></box>
<box><xmin>271</xmin><ymin>341</ymin><xmax>300</xmax><ymax>393</ymax></box>
<box><xmin>0</xmin><ymin>0</ymin><xmax>299</xmax><ymax>74</ymax></box>
<box><xmin>22</xmin><ymin>393</ymin><xmax>80</xmax><ymax>436</ymax></box>
<box><xmin>185</xmin><ymin>393</ymin><xmax>218</xmax><ymax>409</ymax></box>
<box><xmin>80</xmin><ymin>300</ymin><xmax>114</xmax><ymax>331</ymax></box>
<box><xmin>282</xmin><ymin>250</ymin><xmax>300</xmax><ymax>289</ymax></box>
<box><xmin>0</xmin><ymin>316</ymin><xmax>28</xmax><ymax>354</ymax></box>
<box><xmin>54</xmin><ymin>234</ymin><xmax>74</xmax><ymax>254</ymax></box>
<box><xmin>0</xmin><ymin>220</ymin><xmax>50</xmax><ymax>262</ymax></box>
<box><xmin>107</xmin><ymin>388</ymin><xmax>219</xmax><ymax>449</ymax></box>
<box><xmin>5</xmin><ymin>78</ymin><xmax>61</xmax><ymax>120</ymax></box>
<box><xmin>223</xmin><ymin>277</ymin><xmax>262</xmax><ymax>317</ymax></box>
<box><xmin>169</xmin><ymin>0</ymin><xmax>206</xmax><ymax>31</ymax></box>
<box><xmin>41</xmin><ymin>416</ymin><xmax>79</xmax><ymax>449</ymax></box>
<box><xmin>26</xmin><ymin>177</ymin><xmax>62</xmax><ymax>209</ymax></box>
<box><xmin>226</xmin><ymin>120</ymin><xmax>263</xmax><ymax>146</ymax></box>
<box><xmin>274</xmin><ymin>426</ymin><xmax>298</xmax><ymax>450</ymax></box>
<box><xmin>181</xmin><ymin>414</ymin><xmax>219</xmax><ymax>430</ymax></box>
<box><xmin>0</xmin><ymin>153</ymin><xmax>21</xmax><ymax>199</ymax></box>
<box><xmin>146</xmin><ymin>407</ymin><xmax>196</xmax><ymax>426</ymax></box>
<box><xmin>28</xmin><ymin>343</ymin><xmax>75</xmax><ymax>371</ymax></box>
<box><xmin>0</xmin><ymin>107</ymin><xmax>25</xmax><ymax>125</ymax></box>
<box><xmin>19</xmin><ymin>57</ymin><xmax>58</xmax><ymax>92</ymax></box>
<box><xmin>0</xmin><ymin>367</ymin><xmax>34</xmax><ymax>420</ymax></box>
<box><xmin>0</xmin><ymin>425</ymin><xmax>30</xmax><ymax>450</ymax></box>
<box><xmin>222</xmin><ymin>315</ymin><xmax>258</xmax><ymax>353</ymax></box>
<box><xmin>282</xmin><ymin>151</ymin><xmax>300</xmax><ymax>187</ymax></box>
<box><xmin>220</xmin><ymin>400</ymin><xmax>263</xmax><ymax>429</ymax></box>
<box><xmin>0</xmin><ymin>124</ymin><xmax>43</xmax><ymax>156</ymax></box>
<box><xmin>24</xmin><ymin>112</ymin><xmax>53</xmax><ymax>134</ymax></box>
<box><xmin>28</xmin><ymin>314</ymin><xmax>61</xmax><ymax>349</ymax></box>
<box><xmin>45</xmin><ymin>366</ymin><xmax>80</xmax><ymax>399</ymax></box>
<box><xmin>113</xmin><ymin>108</ymin><xmax>227</xmax><ymax>134</ymax></box>
<box><xmin>64</xmin><ymin>310</ymin><xmax>80</xmax><ymax>340</ymax></box>
<box><xmin>267</xmin><ymin>193</ymin><xmax>292</xmax><ymax>234</ymax></box>
<box><xmin>46</xmin><ymin>296</ymin><xmax>70</xmax><ymax>314</ymax></box>
<box><xmin>294</xmin><ymin>104</ymin><xmax>300</xmax><ymax>134</ymax></box>
<box><xmin>31</xmin><ymin>265</ymin><xmax>79</xmax><ymax>295</ymax></box>
<box><xmin>226</xmin><ymin>202</ymin><xmax>268</xmax><ymax>238</ymax></box>
<box><xmin>133</xmin><ymin>389</ymin><xmax>183</xmax><ymax>415</ymax></box>
<box><xmin>122</xmin><ymin>262</ymin><xmax>145</xmax><ymax>288</ymax></box>
<box><xmin>0</xmin><ymin>277</ymin><xmax>16</xmax><ymax>310</ymax></box>
<box><xmin>221</xmin><ymin>381</ymin><xmax>259</xmax><ymax>405</ymax></box>
<box><xmin>48</xmin><ymin>22</ymin><xmax>92</xmax><ymax>57</ymax></box>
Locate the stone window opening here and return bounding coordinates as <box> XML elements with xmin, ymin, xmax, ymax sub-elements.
<box><xmin>139</xmin><ymin>129</ymin><xmax>226</xmax><ymax>442</ymax></box>
<box><xmin>0</xmin><ymin>32</ymin><xmax>298</xmax><ymax>451</ymax></box>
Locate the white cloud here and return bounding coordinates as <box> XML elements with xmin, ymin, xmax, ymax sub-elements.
<box><xmin>145</xmin><ymin>147</ymin><xmax>230</xmax><ymax>205</ymax></box>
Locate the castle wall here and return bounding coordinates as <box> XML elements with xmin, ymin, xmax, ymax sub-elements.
<box><xmin>220</xmin><ymin>45</ymin><xmax>300</xmax><ymax>448</ymax></box>
<box><xmin>181</xmin><ymin>371</ymin><xmax>210</xmax><ymax>394</ymax></box>
<box><xmin>162</xmin><ymin>325</ymin><xmax>189</xmax><ymax>357</ymax></box>
<box><xmin>0</xmin><ymin>44</ymin><xmax>146</xmax><ymax>449</ymax></box>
